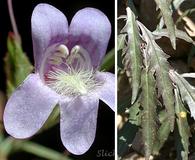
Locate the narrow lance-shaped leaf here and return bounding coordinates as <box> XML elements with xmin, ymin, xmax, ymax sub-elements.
<box><xmin>141</xmin><ymin>68</ymin><xmax>157</xmax><ymax>160</ymax></box>
<box><xmin>157</xmin><ymin>0</ymin><xmax>184</xmax><ymax>29</ymax></box>
<box><xmin>127</xmin><ymin>0</ymin><xmax>138</xmax><ymax>16</ymax></box>
<box><xmin>182</xmin><ymin>73</ymin><xmax>195</xmax><ymax>78</ymax></box>
<box><xmin>153</xmin><ymin>120</ymin><xmax>171</xmax><ymax>155</ymax></box>
<box><xmin>176</xmin><ymin>8</ymin><xmax>195</xmax><ymax>25</ymax></box>
<box><xmin>174</xmin><ymin>88</ymin><xmax>191</xmax><ymax>160</ymax></box>
<box><xmin>153</xmin><ymin>111</ymin><xmax>172</xmax><ymax>155</ymax></box>
<box><xmin>122</xmin><ymin>7</ymin><xmax>142</xmax><ymax>104</ymax></box>
<box><xmin>153</xmin><ymin>29</ymin><xmax>195</xmax><ymax>45</ymax></box>
<box><xmin>118</xmin><ymin>34</ymin><xmax>127</xmax><ymax>51</ymax></box>
<box><xmin>138</xmin><ymin>21</ymin><xmax>175</xmax><ymax>131</ymax></box>
<box><xmin>154</xmin><ymin>0</ymin><xmax>176</xmax><ymax>49</ymax></box>
<box><xmin>169</xmin><ymin>70</ymin><xmax>195</xmax><ymax>119</ymax></box>
<box><xmin>172</xmin><ymin>0</ymin><xmax>186</xmax><ymax>10</ymax></box>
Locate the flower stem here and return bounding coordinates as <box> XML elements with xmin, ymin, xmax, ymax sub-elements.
<box><xmin>15</xmin><ymin>141</ymin><xmax>72</xmax><ymax>160</ymax></box>
<box><xmin>0</xmin><ymin>137</ymin><xmax>72</xmax><ymax>160</ymax></box>
<box><xmin>7</xmin><ymin>0</ymin><xmax>21</xmax><ymax>43</ymax></box>
<box><xmin>0</xmin><ymin>137</ymin><xmax>15</xmax><ymax>158</ymax></box>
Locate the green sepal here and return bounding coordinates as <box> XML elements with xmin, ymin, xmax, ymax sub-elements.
<box><xmin>4</xmin><ymin>33</ymin><xmax>33</xmax><ymax>96</ymax></box>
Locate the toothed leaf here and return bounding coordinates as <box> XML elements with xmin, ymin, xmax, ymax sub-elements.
<box><xmin>154</xmin><ymin>0</ymin><xmax>176</xmax><ymax>49</ymax></box>
<box><xmin>153</xmin><ymin>120</ymin><xmax>171</xmax><ymax>155</ymax></box>
<box><xmin>174</xmin><ymin>88</ymin><xmax>191</xmax><ymax>160</ymax></box>
<box><xmin>138</xmin><ymin>22</ymin><xmax>175</xmax><ymax>131</ymax></box>
<box><xmin>122</xmin><ymin>8</ymin><xmax>142</xmax><ymax>104</ymax></box>
<box><xmin>141</xmin><ymin>69</ymin><xmax>157</xmax><ymax>160</ymax></box>
<box><xmin>118</xmin><ymin>34</ymin><xmax>127</xmax><ymax>51</ymax></box>
<box><xmin>153</xmin><ymin>29</ymin><xmax>195</xmax><ymax>45</ymax></box>
<box><xmin>169</xmin><ymin>70</ymin><xmax>195</xmax><ymax>119</ymax></box>
<box><xmin>172</xmin><ymin>0</ymin><xmax>186</xmax><ymax>10</ymax></box>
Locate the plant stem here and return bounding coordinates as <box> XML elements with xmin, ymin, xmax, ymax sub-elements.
<box><xmin>7</xmin><ymin>0</ymin><xmax>21</xmax><ymax>43</ymax></box>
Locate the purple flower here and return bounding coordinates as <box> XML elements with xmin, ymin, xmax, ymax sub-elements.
<box><xmin>3</xmin><ymin>3</ymin><xmax>115</xmax><ymax>155</ymax></box>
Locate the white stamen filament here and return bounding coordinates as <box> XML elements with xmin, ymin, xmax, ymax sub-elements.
<box><xmin>46</xmin><ymin>68</ymin><xmax>101</xmax><ymax>96</ymax></box>
<box><xmin>45</xmin><ymin>44</ymin><xmax>99</xmax><ymax>96</ymax></box>
<box><xmin>72</xmin><ymin>45</ymin><xmax>91</xmax><ymax>66</ymax></box>
<box><xmin>65</xmin><ymin>45</ymin><xmax>92</xmax><ymax>69</ymax></box>
<box><xmin>54</xmin><ymin>51</ymin><xmax>67</xmax><ymax>58</ymax></box>
<box><xmin>49</xmin><ymin>56</ymin><xmax>63</xmax><ymax>65</ymax></box>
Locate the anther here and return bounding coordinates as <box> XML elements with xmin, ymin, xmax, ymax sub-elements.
<box><xmin>70</xmin><ymin>45</ymin><xmax>92</xmax><ymax>69</ymax></box>
<box><xmin>57</xmin><ymin>44</ymin><xmax>69</xmax><ymax>58</ymax></box>
<box><xmin>71</xmin><ymin>45</ymin><xmax>80</xmax><ymax>55</ymax></box>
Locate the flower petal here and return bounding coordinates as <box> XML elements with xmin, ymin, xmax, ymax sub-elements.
<box><xmin>60</xmin><ymin>96</ymin><xmax>99</xmax><ymax>155</ymax></box>
<box><xmin>31</xmin><ymin>3</ymin><xmax>68</xmax><ymax>72</ymax></box>
<box><xmin>3</xmin><ymin>73</ymin><xmax>60</xmax><ymax>138</ymax></box>
<box><xmin>95</xmin><ymin>72</ymin><xmax>115</xmax><ymax>111</ymax></box>
<box><xmin>69</xmin><ymin>8</ymin><xmax>111</xmax><ymax>68</ymax></box>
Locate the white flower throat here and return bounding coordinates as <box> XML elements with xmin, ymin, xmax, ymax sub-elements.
<box><xmin>45</xmin><ymin>44</ymin><xmax>101</xmax><ymax>96</ymax></box>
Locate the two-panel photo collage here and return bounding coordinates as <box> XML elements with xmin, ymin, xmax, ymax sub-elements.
<box><xmin>0</xmin><ymin>0</ymin><xmax>195</xmax><ymax>160</ymax></box>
